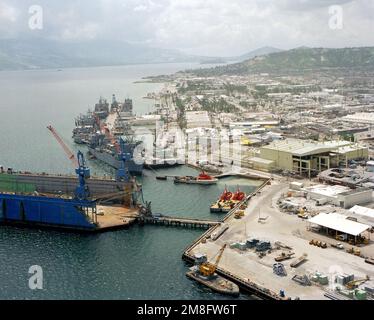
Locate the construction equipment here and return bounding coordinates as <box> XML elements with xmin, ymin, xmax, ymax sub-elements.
<box><xmin>346</xmin><ymin>247</ymin><xmax>361</xmax><ymax>256</ymax></box>
<box><xmin>234</xmin><ymin>210</ymin><xmax>245</xmax><ymax>219</ymax></box>
<box><xmin>292</xmin><ymin>275</ymin><xmax>312</xmax><ymax>286</ymax></box>
<box><xmin>346</xmin><ymin>276</ymin><xmax>370</xmax><ymax>290</ymax></box>
<box><xmin>309</xmin><ymin>239</ymin><xmax>327</xmax><ymax>248</ymax></box>
<box><xmin>331</xmin><ymin>242</ymin><xmax>344</xmax><ymax>250</ymax></box>
<box><xmin>47</xmin><ymin>125</ymin><xmax>90</xmax><ymax>200</ymax></box>
<box><xmin>273</xmin><ymin>263</ymin><xmax>287</xmax><ymax>276</ymax></box>
<box><xmin>199</xmin><ymin>244</ymin><xmax>227</xmax><ymax>277</ymax></box>
<box><xmin>275</xmin><ymin>252</ymin><xmax>295</xmax><ymax>262</ymax></box>
<box><xmin>290</xmin><ymin>254</ymin><xmax>308</xmax><ymax>268</ymax></box>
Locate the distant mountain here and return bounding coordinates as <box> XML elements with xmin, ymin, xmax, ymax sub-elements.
<box><xmin>192</xmin><ymin>47</ymin><xmax>374</xmax><ymax>76</ymax></box>
<box><xmin>233</xmin><ymin>46</ymin><xmax>283</xmax><ymax>62</ymax></box>
<box><xmin>0</xmin><ymin>38</ymin><xmax>202</xmax><ymax>71</ymax></box>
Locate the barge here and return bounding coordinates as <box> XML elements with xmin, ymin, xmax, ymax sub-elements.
<box><xmin>186</xmin><ymin>267</ymin><xmax>239</xmax><ymax>296</ymax></box>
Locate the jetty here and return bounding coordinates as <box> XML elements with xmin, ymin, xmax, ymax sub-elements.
<box><xmin>138</xmin><ymin>215</ymin><xmax>220</xmax><ymax>229</ymax></box>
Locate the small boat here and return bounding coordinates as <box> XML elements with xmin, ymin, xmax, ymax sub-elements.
<box><xmin>210</xmin><ymin>187</ymin><xmax>246</xmax><ymax>213</ymax></box>
<box><xmin>174</xmin><ymin>172</ymin><xmax>218</xmax><ymax>185</ymax></box>
<box><xmin>156</xmin><ymin>176</ymin><xmax>168</xmax><ymax>181</ymax></box>
<box><xmin>220</xmin><ymin>187</ymin><xmax>233</xmax><ymax>201</ymax></box>
<box><xmin>232</xmin><ymin>187</ymin><xmax>246</xmax><ymax>202</ymax></box>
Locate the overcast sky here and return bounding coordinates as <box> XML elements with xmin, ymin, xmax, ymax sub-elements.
<box><xmin>0</xmin><ymin>0</ymin><xmax>373</xmax><ymax>56</ymax></box>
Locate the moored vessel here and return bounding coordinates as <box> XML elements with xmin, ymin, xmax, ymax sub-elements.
<box><xmin>210</xmin><ymin>187</ymin><xmax>246</xmax><ymax>213</ymax></box>
<box><xmin>186</xmin><ymin>244</ymin><xmax>239</xmax><ymax>296</ymax></box>
<box><xmin>174</xmin><ymin>172</ymin><xmax>218</xmax><ymax>185</ymax></box>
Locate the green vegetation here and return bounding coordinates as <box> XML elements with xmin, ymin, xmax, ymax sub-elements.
<box><xmin>223</xmin><ymin>83</ymin><xmax>249</xmax><ymax>95</ymax></box>
<box><xmin>177</xmin><ymin>80</ymin><xmax>221</xmax><ymax>94</ymax></box>
<box><xmin>192</xmin><ymin>47</ymin><xmax>374</xmax><ymax>76</ymax></box>
<box><xmin>174</xmin><ymin>96</ymin><xmax>187</xmax><ymax>129</ymax></box>
<box><xmin>200</xmin><ymin>97</ymin><xmax>239</xmax><ymax>113</ymax></box>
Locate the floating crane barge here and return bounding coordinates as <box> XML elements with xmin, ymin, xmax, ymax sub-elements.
<box><xmin>0</xmin><ymin>126</ymin><xmax>140</xmax><ymax>232</ymax></box>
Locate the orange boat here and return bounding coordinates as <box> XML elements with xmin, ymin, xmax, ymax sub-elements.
<box><xmin>220</xmin><ymin>187</ymin><xmax>233</xmax><ymax>201</ymax></box>
<box><xmin>232</xmin><ymin>187</ymin><xmax>246</xmax><ymax>202</ymax></box>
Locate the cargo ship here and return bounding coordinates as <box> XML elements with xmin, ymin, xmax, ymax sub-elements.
<box><xmin>174</xmin><ymin>172</ymin><xmax>218</xmax><ymax>185</ymax></box>
<box><xmin>210</xmin><ymin>187</ymin><xmax>246</xmax><ymax>213</ymax></box>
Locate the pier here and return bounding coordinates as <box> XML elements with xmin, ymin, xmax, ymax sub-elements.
<box><xmin>138</xmin><ymin>215</ymin><xmax>220</xmax><ymax>229</ymax></box>
<box><xmin>181</xmin><ymin>178</ymin><xmax>283</xmax><ymax>300</ymax></box>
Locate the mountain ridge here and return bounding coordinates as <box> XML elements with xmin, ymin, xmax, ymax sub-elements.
<box><xmin>191</xmin><ymin>46</ymin><xmax>374</xmax><ymax>76</ymax></box>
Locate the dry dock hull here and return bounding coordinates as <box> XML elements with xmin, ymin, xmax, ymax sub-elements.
<box><xmin>0</xmin><ymin>172</ymin><xmax>135</xmax><ymax>203</ymax></box>
<box><xmin>186</xmin><ymin>271</ymin><xmax>240</xmax><ymax>296</ymax></box>
<box><xmin>0</xmin><ymin>193</ymin><xmax>97</xmax><ymax>231</ymax></box>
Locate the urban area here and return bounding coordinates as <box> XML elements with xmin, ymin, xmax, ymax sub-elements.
<box><xmin>1</xmin><ymin>47</ymin><xmax>374</xmax><ymax>301</ymax></box>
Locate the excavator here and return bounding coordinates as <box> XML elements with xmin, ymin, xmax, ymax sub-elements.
<box><xmin>199</xmin><ymin>244</ymin><xmax>227</xmax><ymax>277</ymax></box>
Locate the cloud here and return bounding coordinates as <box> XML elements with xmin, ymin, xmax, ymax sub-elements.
<box><xmin>0</xmin><ymin>1</ymin><xmax>18</xmax><ymax>22</ymax></box>
<box><xmin>0</xmin><ymin>0</ymin><xmax>372</xmax><ymax>55</ymax></box>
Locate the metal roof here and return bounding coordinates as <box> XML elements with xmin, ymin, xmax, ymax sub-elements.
<box><xmin>349</xmin><ymin>205</ymin><xmax>374</xmax><ymax>219</ymax></box>
<box><xmin>309</xmin><ymin>212</ymin><xmax>370</xmax><ymax>236</ymax></box>
<box><xmin>261</xmin><ymin>138</ymin><xmax>352</xmax><ymax>157</ymax></box>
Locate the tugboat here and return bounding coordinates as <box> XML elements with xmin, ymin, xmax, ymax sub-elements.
<box><xmin>186</xmin><ymin>244</ymin><xmax>239</xmax><ymax>296</ymax></box>
<box><xmin>174</xmin><ymin>172</ymin><xmax>218</xmax><ymax>185</ymax></box>
<box><xmin>232</xmin><ymin>187</ymin><xmax>246</xmax><ymax>203</ymax></box>
<box><xmin>210</xmin><ymin>187</ymin><xmax>246</xmax><ymax>213</ymax></box>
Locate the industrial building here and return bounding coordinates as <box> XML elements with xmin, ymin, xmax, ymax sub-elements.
<box><xmin>186</xmin><ymin>111</ymin><xmax>212</xmax><ymax>129</ymax></box>
<box><xmin>259</xmin><ymin>138</ymin><xmax>368</xmax><ymax>177</ymax></box>
<box><xmin>318</xmin><ymin>168</ymin><xmax>374</xmax><ymax>189</ymax></box>
<box><xmin>304</xmin><ymin>184</ymin><xmax>372</xmax><ymax>209</ymax></box>
<box><xmin>342</xmin><ymin>112</ymin><xmax>374</xmax><ymax>126</ymax></box>
<box><xmin>308</xmin><ymin>212</ymin><xmax>371</xmax><ymax>244</ymax></box>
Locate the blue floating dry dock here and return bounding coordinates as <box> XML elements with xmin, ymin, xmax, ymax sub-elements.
<box><xmin>0</xmin><ymin>193</ymin><xmax>98</xmax><ymax>231</ymax></box>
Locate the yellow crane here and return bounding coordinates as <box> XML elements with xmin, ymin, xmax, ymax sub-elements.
<box><xmin>346</xmin><ymin>275</ymin><xmax>370</xmax><ymax>290</ymax></box>
<box><xmin>199</xmin><ymin>244</ymin><xmax>227</xmax><ymax>277</ymax></box>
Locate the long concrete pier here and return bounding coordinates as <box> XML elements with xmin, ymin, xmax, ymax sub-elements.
<box><xmin>138</xmin><ymin>215</ymin><xmax>220</xmax><ymax>229</ymax></box>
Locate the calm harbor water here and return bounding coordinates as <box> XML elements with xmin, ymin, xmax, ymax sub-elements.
<box><xmin>0</xmin><ymin>63</ymin><xmax>259</xmax><ymax>299</ymax></box>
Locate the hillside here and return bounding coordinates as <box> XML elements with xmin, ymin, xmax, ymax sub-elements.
<box><xmin>192</xmin><ymin>47</ymin><xmax>374</xmax><ymax>76</ymax></box>
<box><xmin>0</xmin><ymin>38</ymin><xmax>200</xmax><ymax>71</ymax></box>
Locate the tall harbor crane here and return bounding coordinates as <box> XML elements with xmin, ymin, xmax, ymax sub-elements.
<box><xmin>93</xmin><ymin>113</ymin><xmax>131</xmax><ymax>182</ymax></box>
<box><xmin>199</xmin><ymin>244</ymin><xmax>227</xmax><ymax>277</ymax></box>
<box><xmin>47</xmin><ymin>125</ymin><xmax>91</xmax><ymax>200</ymax></box>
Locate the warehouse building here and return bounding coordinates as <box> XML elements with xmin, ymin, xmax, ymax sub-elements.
<box><xmin>304</xmin><ymin>184</ymin><xmax>372</xmax><ymax>209</ymax></box>
<box><xmin>259</xmin><ymin>138</ymin><xmax>368</xmax><ymax>178</ymax></box>
<box><xmin>308</xmin><ymin>212</ymin><xmax>371</xmax><ymax>244</ymax></box>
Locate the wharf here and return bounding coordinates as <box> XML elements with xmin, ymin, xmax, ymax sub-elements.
<box><xmin>182</xmin><ymin>178</ymin><xmax>282</xmax><ymax>299</ymax></box>
<box><xmin>183</xmin><ymin>175</ymin><xmax>374</xmax><ymax>300</ymax></box>
<box><xmin>139</xmin><ymin>215</ymin><xmax>220</xmax><ymax>229</ymax></box>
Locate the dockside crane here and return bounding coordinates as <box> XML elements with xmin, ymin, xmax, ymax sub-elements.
<box><xmin>47</xmin><ymin>125</ymin><xmax>91</xmax><ymax>200</ymax></box>
<box><xmin>93</xmin><ymin>113</ymin><xmax>131</xmax><ymax>182</ymax></box>
<box><xmin>199</xmin><ymin>244</ymin><xmax>227</xmax><ymax>277</ymax></box>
